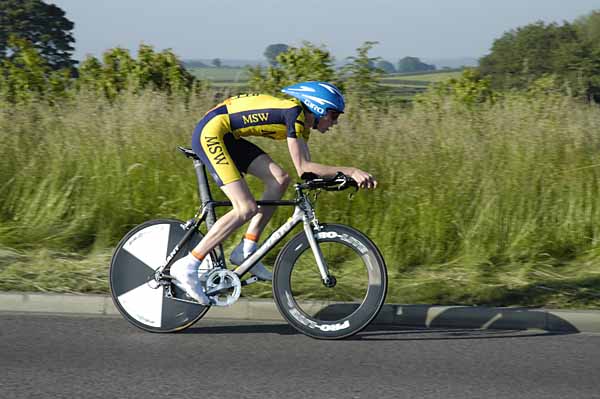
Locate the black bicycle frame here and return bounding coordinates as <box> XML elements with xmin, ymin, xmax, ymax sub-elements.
<box><xmin>192</xmin><ymin>157</ymin><xmax>296</xmax><ymax>222</ymax></box>
<box><xmin>159</xmin><ymin>153</ymin><xmax>333</xmax><ymax>288</ymax></box>
<box><xmin>162</xmin><ymin>158</ymin><xmax>301</xmax><ymax>275</ymax></box>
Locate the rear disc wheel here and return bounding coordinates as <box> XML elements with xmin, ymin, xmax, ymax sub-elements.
<box><xmin>109</xmin><ymin>219</ymin><xmax>210</xmax><ymax>333</ymax></box>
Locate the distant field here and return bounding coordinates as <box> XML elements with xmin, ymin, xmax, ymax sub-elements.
<box><xmin>187</xmin><ymin>66</ymin><xmax>463</xmax><ymax>97</ymax></box>
<box><xmin>377</xmin><ymin>70</ymin><xmax>462</xmax><ymax>96</ymax></box>
<box><xmin>384</xmin><ymin>70</ymin><xmax>463</xmax><ymax>82</ymax></box>
<box><xmin>188</xmin><ymin>67</ymin><xmax>249</xmax><ymax>82</ymax></box>
<box><xmin>380</xmin><ymin>71</ymin><xmax>463</xmax><ymax>87</ymax></box>
<box><xmin>378</xmin><ymin>71</ymin><xmax>462</xmax><ymax>96</ymax></box>
<box><xmin>210</xmin><ymin>82</ymin><xmax>249</xmax><ymax>88</ymax></box>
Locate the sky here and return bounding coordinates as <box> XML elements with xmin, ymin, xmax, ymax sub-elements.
<box><xmin>49</xmin><ymin>0</ymin><xmax>600</xmax><ymax>65</ymax></box>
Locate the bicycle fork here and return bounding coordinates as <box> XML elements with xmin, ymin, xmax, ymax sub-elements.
<box><xmin>296</xmin><ymin>194</ymin><xmax>336</xmax><ymax>287</ymax></box>
<box><xmin>302</xmin><ymin>215</ymin><xmax>336</xmax><ymax>287</ymax></box>
<box><xmin>233</xmin><ymin>203</ymin><xmax>334</xmax><ymax>287</ymax></box>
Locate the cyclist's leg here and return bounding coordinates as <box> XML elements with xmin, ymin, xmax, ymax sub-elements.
<box><xmin>172</xmin><ymin>110</ymin><xmax>259</xmax><ymax>302</ymax></box>
<box><xmin>244</xmin><ymin>154</ymin><xmax>291</xmax><ymax>238</ymax></box>
<box><xmin>170</xmin><ymin>179</ymin><xmax>257</xmax><ymax>303</ymax></box>
<box><xmin>190</xmin><ymin>121</ymin><xmax>260</xmax><ymax>258</ymax></box>
<box><xmin>189</xmin><ymin>180</ymin><xmax>257</xmax><ymax>257</ymax></box>
<box><xmin>218</xmin><ymin>137</ymin><xmax>286</xmax><ymax>279</ymax></box>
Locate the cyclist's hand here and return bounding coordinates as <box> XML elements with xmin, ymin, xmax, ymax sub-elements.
<box><xmin>350</xmin><ymin>168</ymin><xmax>378</xmax><ymax>190</ymax></box>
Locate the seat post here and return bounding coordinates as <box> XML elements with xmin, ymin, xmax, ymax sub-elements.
<box><xmin>193</xmin><ymin>159</ymin><xmax>218</xmax><ymax>229</ymax></box>
<box><xmin>182</xmin><ymin>147</ymin><xmax>225</xmax><ymax>264</ymax></box>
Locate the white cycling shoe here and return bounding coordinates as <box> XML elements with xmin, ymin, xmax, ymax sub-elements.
<box><xmin>230</xmin><ymin>240</ymin><xmax>273</xmax><ymax>281</ymax></box>
<box><xmin>169</xmin><ymin>254</ymin><xmax>213</xmax><ymax>305</ymax></box>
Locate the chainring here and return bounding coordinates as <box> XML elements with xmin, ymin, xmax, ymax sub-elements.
<box><xmin>202</xmin><ymin>269</ymin><xmax>242</xmax><ymax>307</ymax></box>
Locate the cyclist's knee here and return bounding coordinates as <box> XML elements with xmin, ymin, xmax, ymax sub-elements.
<box><xmin>234</xmin><ymin>201</ymin><xmax>258</xmax><ymax>222</ymax></box>
<box><xmin>279</xmin><ymin>171</ymin><xmax>291</xmax><ymax>189</ymax></box>
<box><xmin>268</xmin><ymin>170</ymin><xmax>291</xmax><ymax>192</ymax></box>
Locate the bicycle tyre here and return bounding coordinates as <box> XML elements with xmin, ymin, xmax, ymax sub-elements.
<box><xmin>272</xmin><ymin>223</ymin><xmax>387</xmax><ymax>339</ymax></box>
<box><xmin>109</xmin><ymin>218</ymin><xmax>210</xmax><ymax>333</ymax></box>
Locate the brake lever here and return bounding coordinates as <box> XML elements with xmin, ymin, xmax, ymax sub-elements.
<box><xmin>348</xmin><ymin>182</ymin><xmax>359</xmax><ymax>199</ymax></box>
<box><xmin>348</xmin><ymin>189</ymin><xmax>356</xmax><ymax>200</ymax></box>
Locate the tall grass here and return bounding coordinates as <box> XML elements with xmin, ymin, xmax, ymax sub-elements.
<box><xmin>2</xmin><ymin>89</ymin><xmax>600</xmax><ymax>306</ymax></box>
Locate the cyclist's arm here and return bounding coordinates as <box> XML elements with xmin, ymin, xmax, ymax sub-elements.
<box><xmin>287</xmin><ymin>137</ymin><xmax>355</xmax><ymax>178</ymax></box>
<box><xmin>287</xmin><ymin>138</ymin><xmax>377</xmax><ymax>188</ymax></box>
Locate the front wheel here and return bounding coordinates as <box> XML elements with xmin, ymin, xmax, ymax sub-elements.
<box><xmin>272</xmin><ymin>224</ymin><xmax>387</xmax><ymax>339</ymax></box>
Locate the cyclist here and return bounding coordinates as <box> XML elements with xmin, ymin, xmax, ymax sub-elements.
<box><xmin>170</xmin><ymin>81</ymin><xmax>378</xmax><ymax>304</ymax></box>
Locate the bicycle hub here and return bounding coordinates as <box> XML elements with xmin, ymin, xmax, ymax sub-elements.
<box><xmin>323</xmin><ymin>275</ymin><xmax>337</xmax><ymax>288</ymax></box>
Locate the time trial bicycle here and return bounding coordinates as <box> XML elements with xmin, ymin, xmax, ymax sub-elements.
<box><xmin>109</xmin><ymin>146</ymin><xmax>387</xmax><ymax>339</ymax></box>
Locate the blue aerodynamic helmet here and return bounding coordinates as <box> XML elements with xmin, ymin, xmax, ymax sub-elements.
<box><xmin>281</xmin><ymin>81</ymin><xmax>345</xmax><ymax>121</ymax></box>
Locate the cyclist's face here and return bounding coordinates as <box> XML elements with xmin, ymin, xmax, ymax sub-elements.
<box><xmin>316</xmin><ymin>110</ymin><xmax>341</xmax><ymax>133</ymax></box>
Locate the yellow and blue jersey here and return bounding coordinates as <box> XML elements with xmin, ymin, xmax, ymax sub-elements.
<box><xmin>202</xmin><ymin>93</ymin><xmax>310</xmax><ymax>141</ymax></box>
<box><xmin>191</xmin><ymin>93</ymin><xmax>309</xmax><ymax>186</ymax></box>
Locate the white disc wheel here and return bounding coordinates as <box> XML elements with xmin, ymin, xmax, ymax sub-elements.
<box><xmin>109</xmin><ymin>219</ymin><xmax>210</xmax><ymax>333</ymax></box>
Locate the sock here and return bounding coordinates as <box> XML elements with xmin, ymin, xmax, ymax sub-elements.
<box><xmin>243</xmin><ymin>233</ymin><xmax>259</xmax><ymax>256</ymax></box>
<box><xmin>188</xmin><ymin>250</ymin><xmax>204</xmax><ymax>266</ymax></box>
<box><xmin>171</xmin><ymin>252</ymin><xmax>201</xmax><ymax>274</ymax></box>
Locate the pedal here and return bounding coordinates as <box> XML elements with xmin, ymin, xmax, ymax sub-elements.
<box><xmin>167</xmin><ymin>284</ymin><xmax>212</xmax><ymax>306</ymax></box>
<box><xmin>241</xmin><ymin>276</ymin><xmax>260</xmax><ymax>286</ymax></box>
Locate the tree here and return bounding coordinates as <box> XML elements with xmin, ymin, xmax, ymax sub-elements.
<box><xmin>573</xmin><ymin>10</ymin><xmax>600</xmax><ymax>101</ymax></box>
<box><xmin>415</xmin><ymin>69</ymin><xmax>497</xmax><ymax>108</ymax></box>
<box><xmin>341</xmin><ymin>41</ymin><xmax>387</xmax><ymax>100</ymax></box>
<box><xmin>376</xmin><ymin>60</ymin><xmax>396</xmax><ymax>74</ymax></box>
<box><xmin>574</xmin><ymin>10</ymin><xmax>600</xmax><ymax>51</ymax></box>
<box><xmin>479</xmin><ymin>21</ymin><xmax>579</xmax><ymax>89</ymax></box>
<box><xmin>212</xmin><ymin>58</ymin><xmax>222</xmax><ymax>68</ymax></box>
<box><xmin>249</xmin><ymin>42</ymin><xmax>336</xmax><ymax>94</ymax></box>
<box><xmin>478</xmin><ymin>17</ymin><xmax>600</xmax><ymax>101</ymax></box>
<box><xmin>0</xmin><ymin>36</ymin><xmax>72</xmax><ymax>104</ymax></box>
<box><xmin>77</xmin><ymin>44</ymin><xmax>198</xmax><ymax>99</ymax></box>
<box><xmin>264</xmin><ymin>43</ymin><xmax>289</xmax><ymax>66</ymax></box>
<box><xmin>397</xmin><ymin>57</ymin><xmax>435</xmax><ymax>73</ymax></box>
<box><xmin>0</xmin><ymin>0</ymin><xmax>76</xmax><ymax>70</ymax></box>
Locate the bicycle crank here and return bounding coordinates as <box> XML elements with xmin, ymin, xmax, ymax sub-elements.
<box><xmin>202</xmin><ymin>269</ymin><xmax>242</xmax><ymax>307</ymax></box>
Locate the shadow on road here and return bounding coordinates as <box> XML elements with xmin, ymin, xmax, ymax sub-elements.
<box><xmin>348</xmin><ymin>325</ymin><xmax>575</xmax><ymax>341</ymax></box>
<box><xmin>182</xmin><ymin>322</ymin><xmax>299</xmax><ymax>336</ymax></box>
<box><xmin>178</xmin><ymin>303</ymin><xmax>583</xmax><ymax>338</ymax></box>
<box><xmin>316</xmin><ymin>303</ymin><xmax>581</xmax><ymax>333</ymax></box>
<box><xmin>180</xmin><ymin>321</ymin><xmax>575</xmax><ymax>341</ymax></box>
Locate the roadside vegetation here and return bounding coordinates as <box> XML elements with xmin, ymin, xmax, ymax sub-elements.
<box><xmin>2</xmin><ymin>79</ymin><xmax>600</xmax><ymax>308</ymax></box>
<box><xmin>2</xmin><ymin>2</ymin><xmax>600</xmax><ymax>308</ymax></box>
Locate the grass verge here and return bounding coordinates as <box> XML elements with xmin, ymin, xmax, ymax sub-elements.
<box><xmin>1</xmin><ymin>88</ymin><xmax>600</xmax><ymax>308</ymax></box>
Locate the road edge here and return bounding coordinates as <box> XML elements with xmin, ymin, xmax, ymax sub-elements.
<box><xmin>1</xmin><ymin>292</ymin><xmax>599</xmax><ymax>333</ymax></box>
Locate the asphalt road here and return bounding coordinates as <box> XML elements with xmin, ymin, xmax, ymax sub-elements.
<box><xmin>1</xmin><ymin>313</ymin><xmax>599</xmax><ymax>399</ymax></box>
